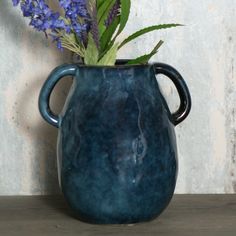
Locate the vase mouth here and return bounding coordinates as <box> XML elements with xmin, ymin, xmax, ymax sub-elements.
<box><xmin>75</xmin><ymin>60</ymin><xmax>153</xmax><ymax>69</ymax></box>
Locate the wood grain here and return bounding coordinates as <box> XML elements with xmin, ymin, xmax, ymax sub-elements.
<box><xmin>0</xmin><ymin>195</ymin><xmax>235</xmax><ymax>236</ymax></box>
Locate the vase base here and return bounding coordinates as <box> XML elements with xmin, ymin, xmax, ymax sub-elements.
<box><xmin>72</xmin><ymin>213</ymin><xmax>159</xmax><ymax>225</ymax></box>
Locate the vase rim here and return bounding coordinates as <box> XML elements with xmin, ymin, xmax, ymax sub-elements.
<box><xmin>74</xmin><ymin>60</ymin><xmax>154</xmax><ymax>69</ymax></box>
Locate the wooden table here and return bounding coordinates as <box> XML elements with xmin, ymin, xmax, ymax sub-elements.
<box><xmin>0</xmin><ymin>195</ymin><xmax>235</xmax><ymax>235</ymax></box>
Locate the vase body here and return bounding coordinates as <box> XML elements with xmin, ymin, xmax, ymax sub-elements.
<box><xmin>39</xmin><ymin>63</ymin><xmax>191</xmax><ymax>224</ymax></box>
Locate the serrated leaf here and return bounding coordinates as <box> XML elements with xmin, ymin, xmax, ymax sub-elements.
<box><xmin>98</xmin><ymin>43</ymin><xmax>119</xmax><ymax>65</ymax></box>
<box><xmin>119</xmin><ymin>24</ymin><xmax>182</xmax><ymax>49</ymax></box>
<box><xmin>84</xmin><ymin>34</ymin><xmax>99</xmax><ymax>65</ymax></box>
<box><xmin>127</xmin><ymin>40</ymin><xmax>164</xmax><ymax>65</ymax></box>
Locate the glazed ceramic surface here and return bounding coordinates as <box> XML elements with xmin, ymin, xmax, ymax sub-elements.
<box><xmin>39</xmin><ymin>62</ymin><xmax>191</xmax><ymax>224</ymax></box>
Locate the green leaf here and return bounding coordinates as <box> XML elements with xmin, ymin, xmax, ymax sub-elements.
<box><xmin>98</xmin><ymin>43</ymin><xmax>119</xmax><ymax>65</ymax></box>
<box><xmin>99</xmin><ymin>0</ymin><xmax>131</xmax><ymax>59</ymax></box>
<box><xmin>117</xmin><ymin>0</ymin><xmax>131</xmax><ymax>35</ymax></box>
<box><xmin>97</xmin><ymin>0</ymin><xmax>116</xmax><ymax>36</ymax></box>
<box><xmin>100</xmin><ymin>16</ymin><xmax>120</xmax><ymax>53</ymax></box>
<box><xmin>108</xmin><ymin>0</ymin><xmax>130</xmax><ymax>47</ymax></box>
<box><xmin>86</xmin><ymin>0</ymin><xmax>100</xmax><ymax>49</ymax></box>
<box><xmin>119</xmin><ymin>24</ymin><xmax>182</xmax><ymax>49</ymax></box>
<box><xmin>84</xmin><ymin>34</ymin><xmax>99</xmax><ymax>65</ymax></box>
<box><xmin>97</xmin><ymin>0</ymin><xmax>104</xmax><ymax>9</ymax></box>
<box><xmin>127</xmin><ymin>40</ymin><xmax>164</xmax><ymax>65</ymax></box>
<box><xmin>97</xmin><ymin>0</ymin><xmax>114</xmax><ymax>21</ymax></box>
<box><xmin>97</xmin><ymin>0</ymin><xmax>131</xmax><ymax>58</ymax></box>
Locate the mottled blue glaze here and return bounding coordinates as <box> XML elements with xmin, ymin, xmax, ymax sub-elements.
<box><xmin>39</xmin><ymin>62</ymin><xmax>191</xmax><ymax>224</ymax></box>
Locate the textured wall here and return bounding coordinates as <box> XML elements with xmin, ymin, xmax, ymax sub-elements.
<box><xmin>0</xmin><ymin>0</ymin><xmax>235</xmax><ymax>195</ymax></box>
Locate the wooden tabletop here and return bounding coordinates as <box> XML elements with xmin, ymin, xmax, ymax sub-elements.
<box><xmin>0</xmin><ymin>195</ymin><xmax>235</xmax><ymax>236</ymax></box>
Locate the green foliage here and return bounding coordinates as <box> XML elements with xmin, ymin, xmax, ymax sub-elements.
<box><xmin>119</xmin><ymin>24</ymin><xmax>182</xmax><ymax>49</ymax></box>
<box><xmin>84</xmin><ymin>34</ymin><xmax>99</xmax><ymax>65</ymax></box>
<box><xmin>97</xmin><ymin>0</ymin><xmax>104</xmax><ymax>9</ymax></box>
<box><xmin>97</xmin><ymin>0</ymin><xmax>116</xmax><ymax>36</ymax></box>
<box><xmin>127</xmin><ymin>40</ymin><xmax>164</xmax><ymax>65</ymax></box>
<box><xmin>100</xmin><ymin>16</ymin><xmax>120</xmax><ymax>53</ymax></box>
<box><xmin>98</xmin><ymin>43</ymin><xmax>119</xmax><ymax>65</ymax></box>
<box><xmin>14</xmin><ymin>0</ymin><xmax>181</xmax><ymax>65</ymax></box>
<box><xmin>83</xmin><ymin>1</ymin><xmax>181</xmax><ymax>65</ymax></box>
<box><xmin>117</xmin><ymin>0</ymin><xmax>131</xmax><ymax>36</ymax></box>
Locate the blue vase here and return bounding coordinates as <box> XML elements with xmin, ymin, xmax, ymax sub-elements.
<box><xmin>38</xmin><ymin>61</ymin><xmax>191</xmax><ymax>224</ymax></box>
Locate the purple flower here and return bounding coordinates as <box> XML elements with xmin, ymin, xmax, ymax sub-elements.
<box><xmin>59</xmin><ymin>0</ymin><xmax>89</xmax><ymax>18</ymax></box>
<box><xmin>86</xmin><ymin>0</ymin><xmax>100</xmax><ymax>48</ymax></box>
<box><xmin>12</xmin><ymin>0</ymin><xmax>95</xmax><ymax>50</ymax></box>
<box><xmin>58</xmin><ymin>0</ymin><xmax>90</xmax><ymax>44</ymax></box>
<box><xmin>50</xmin><ymin>34</ymin><xmax>63</xmax><ymax>51</ymax></box>
<box><xmin>105</xmin><ymin>0</ymin><xmax>120</xmax><ymax>27</ymax></box>
<box><xmin>12</xmin><ymin>0</ymin><xmax>70</xmax><ymax>50</ymax></box>
<box><xmin>16</xmin><ymin>0</ymin><xmax>65</xmax><ymax>32</ymax></box>
<box><xmin>12</xmin><ymin>0</ymin><xmax>20</xmax><ymax>6</ymax></box>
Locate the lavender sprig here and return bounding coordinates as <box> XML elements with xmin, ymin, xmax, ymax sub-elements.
<box><xmin>59</xmin><ymin>0</ymin><xmax>90</xmax><ymax>46</ymax></box>
<box><xmin>12</xmin><ymin>0</ymin><xmax>20</xmax><ymax>6</ymax></box>
<box><xmin>13</xmin><ymin>0</ymin><xmax>70</xmax><ymax>50</ymax></box>
<box><xmin>86</xmin><ymin>0</ymin><xmax>100</xmax><ymax>49</ymax></box>
<box><xmin>105</xmin><ymin>0</ymin><xmax>120</xmax><ymax>27</ymax></box>
<box><xmin>12</xmin><ymin>1</ymin><xmax>180</xmax><ymax>65</ymax></box>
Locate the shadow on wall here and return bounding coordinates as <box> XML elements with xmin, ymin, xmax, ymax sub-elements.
<box><xmin>0</xmin><ymin>1</ymin><xmax>47</xmax><ymax>50</ymax></box>
<box><xmin>0</xmin><ymin>1</ymin><xmax>25</xmax><ymax>36</ymax></box>
<box><xmin>0</xmin><ymin>1</ymin><xmax>72</xmax><ymax>194</ymax></box>
<box><xmin>17</xmin><ymin>76</ymin><xmax>73</xmax><ymax>194</ymax></box>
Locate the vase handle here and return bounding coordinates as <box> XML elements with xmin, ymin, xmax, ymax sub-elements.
<box><xmin>38</xmin><ymin>64</ymin><xmax>77</xmax><ymax>128</ymax></box>
<box><xmin>154</xmin><ymin>63</ymin><xmax>191</xmax><ymax>126</ymax></box>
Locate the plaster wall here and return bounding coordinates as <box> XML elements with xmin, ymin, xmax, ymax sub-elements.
<box><xmin>0</xmin><ymin>0</ymin><xmax>235</xmax><ymax>195</ymax></box>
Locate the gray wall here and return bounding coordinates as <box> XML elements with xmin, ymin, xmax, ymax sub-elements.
<box><xmin>0</xmin><ymin>0</ymin><xmax>235</xmax><ymax>195</ymax></box>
